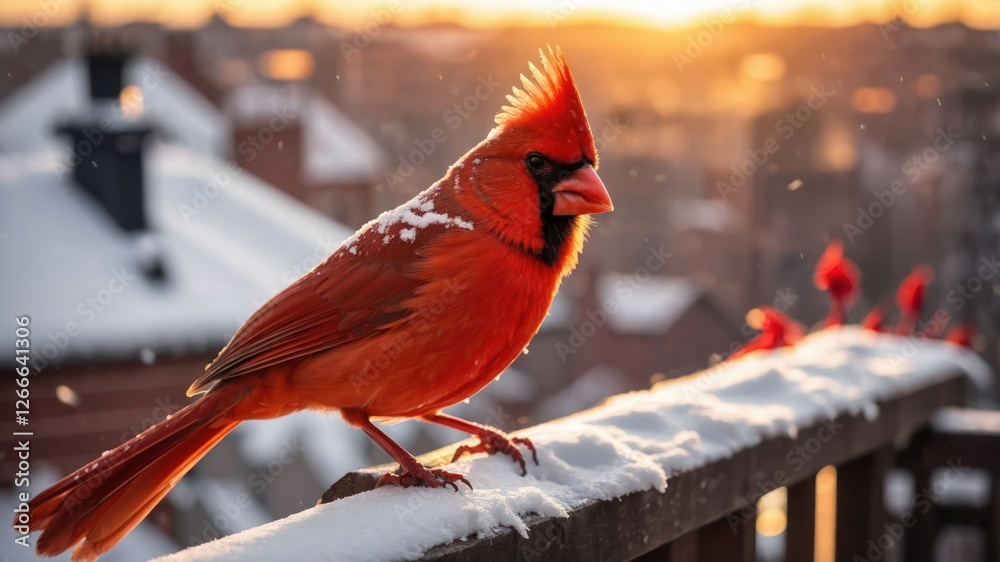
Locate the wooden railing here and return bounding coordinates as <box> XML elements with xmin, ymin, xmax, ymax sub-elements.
<box><xmin>897</xmin><ymin>407</ymin><xmax>1000</xmax><ymax>562</ymax></box>
<box><xmin>319</xmin><ymin>372</ymin><xmax>995</xmax><ymax>562</ymax></box>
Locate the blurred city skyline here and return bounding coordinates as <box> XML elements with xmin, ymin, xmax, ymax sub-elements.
<box><xmin>0</xmin><ymin>0</ymin><xmax>998</xmax><ymax>30</ymax></box>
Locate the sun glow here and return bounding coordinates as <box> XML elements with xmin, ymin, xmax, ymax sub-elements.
<box><xmin>0</xmin><ymin>0</ymin><xmax>995</xmax><ymax>30</ymax></box>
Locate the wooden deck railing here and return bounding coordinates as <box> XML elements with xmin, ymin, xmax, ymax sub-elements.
<box><xmin>897</xmin><ymin>407</ymin><xmax>1000</xmax><ymax>562</ymax></box>
<box><xmin>319</xmin><ymin>372</ymin><xmax>993</xmax><ymax>562</ymax></box>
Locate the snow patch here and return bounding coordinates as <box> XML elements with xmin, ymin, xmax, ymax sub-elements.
<box><xmin>596</xmin><ymin>274</ymin><xmax>700</xmax><ymax>334</ymax></box>
<box><xmin>0</xmin><ymin>144</ymin><xmax>353</xmax><ymax>364</ymax></box>
<box><xmin>372</xmin><ymin>188</ymin><xmax>473</xmax><ymax>235</ymax></box>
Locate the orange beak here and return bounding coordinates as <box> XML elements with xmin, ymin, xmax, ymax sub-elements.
<box><xmin>552</xmin><ymin>164</ymin><xmax>613</xmax><ymax>216</ymax></box>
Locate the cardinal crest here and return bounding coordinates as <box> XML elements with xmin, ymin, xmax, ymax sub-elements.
<box><xmin>495</xmin><ymin>46</ymin><xmax>597</xmax><ymax>161</ymax></box>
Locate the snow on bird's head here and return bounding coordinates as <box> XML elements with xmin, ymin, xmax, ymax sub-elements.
<box><xmin>493</xmin><ymin>46</ymin><xmax>597</xmax><ymax>165</ymax></box>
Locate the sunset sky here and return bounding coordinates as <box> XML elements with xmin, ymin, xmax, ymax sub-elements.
<box><xmin>0</xmin><ymin>0</ymin><xmax>997</xmax><ymax>30</ymax></box>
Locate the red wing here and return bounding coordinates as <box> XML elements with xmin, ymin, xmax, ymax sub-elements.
<box><xmin>187</xmin><ymin>241</ymin><xmax>427</xmax><ymax>396</ymax></box>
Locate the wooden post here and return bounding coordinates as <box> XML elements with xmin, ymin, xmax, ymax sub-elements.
<box><xmin>907</xmin><ymin>465</ymin><xmax>938</xmax><ymax>562</ymax></box>
<box><xmin>834</xmin><ymin>448</ymin><xmax>894</xmax><ymax>562</ymax></box>
<box><xmin>668</xmin><ymin>533</ymin><xmax>698</xmax><ymax>562</ymax></box>
<box><xmin>786</xmin><ymin>475</ymin><xmax>817</xmax><ymax>562</ymax></box>
<box><xmin>988</xmin><ymin>470</ymin><xmax>1000</xmax><ymax>562</ymax></box>
<box><xmin>633</xmin><ymin>532</ymin><xmax>696</xmax><ymax>562</ymax></box>
<box><xmin>696</xmin><ymin>512</ymin><xmax>755</xmax><ymax>562</ymax></box>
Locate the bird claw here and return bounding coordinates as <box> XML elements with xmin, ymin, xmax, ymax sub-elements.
<box><xmin>452</xmin><ymin>432</ymin><xmax>538</xmax><ymax>476</ymax></box>
<box><xmin>375</xmin><ymin>466</ymin><xmax>472</xmax><ymax>491</ymax></box>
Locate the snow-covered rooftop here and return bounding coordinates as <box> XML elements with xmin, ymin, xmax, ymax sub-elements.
<box><xmin>153</xmin><ymin>327</ymin><xmax>989</xmax><ymax>562</ymax></box>
<box><xmin>0</xmin><ymin>144</ymin><xmax>353</xmax><ymax>364</ymax></box>
<box><xmin>0</xmin><ymin>57</ymin><xmax>230</xmax><ymax>158</ymax></box>
<box><xmin>227</xmin><ymin>83</ymin><xmax>383</xmax><ymax>185</ymax></box>
<box><xmin>596</xmin><ymin>273</ymin><xmax>702</xmax><ymax>335</ymax></box>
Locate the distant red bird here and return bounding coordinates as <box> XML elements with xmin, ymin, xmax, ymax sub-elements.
<box><xmin>21</xmin><ymin>47</ymin><xmax>613</xmax><ymax>561</ymax></box>
<box><xmin>813</xmin><ymin>239</ymin><xmax>860</xmax><ymax>327</ymax></box>
<box><xmin>861</xmin><ymin>303</ymin><xmax>888</xmax><ymax>332</ymax></box>
<box><xmin>730</xmin><ymin>307</ymin><xmax>805</xmax><ymax>360</ymax></box>
<box><xmin>945</xmin><ymin>321</ymin><xmax>976</xmax><ymax>349</ymax></box>
<box><xmin>895</xmin><ymin>265</ymin><xmax>934</xmax><ymax>335</ymax></box>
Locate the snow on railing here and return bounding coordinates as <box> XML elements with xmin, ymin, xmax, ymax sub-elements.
<box><xmin>154</xmin><ymin>327</ymin><xmax>990</xmax><ymax>562</ymax></box>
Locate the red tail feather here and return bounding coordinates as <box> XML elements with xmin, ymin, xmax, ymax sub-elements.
<box><xmin>25</xmin><ymin>386</ymin><xmax>243</xmax><ymax>562</ymax></box>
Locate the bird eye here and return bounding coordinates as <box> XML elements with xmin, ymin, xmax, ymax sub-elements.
<box><xmin>526</xmin><ymin>153</ymin><xmax>546</xmax><ymax>172</ymax></box>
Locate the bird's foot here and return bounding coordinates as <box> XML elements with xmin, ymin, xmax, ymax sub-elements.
<box><xmin>452</xmin><ymin>429</ymin><xmax>538</xmax><ymax>476</ymax></box>
<box><xmin>375</xmin><ymin>465</ymin><xmax>472</xmax><ymax>491</ymax></box>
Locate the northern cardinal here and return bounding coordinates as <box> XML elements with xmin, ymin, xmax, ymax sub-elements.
<box><xmin>895</xmin><ymin>265</ymin><xmax>933</xmax><ymax>335</ymax></box>
<box><xmin>729</xmin><ymin>307</ymin><xmax>805</xmax><ymax>360</ymax></box>
<box><xmin>861</xmin><ymin>303</ymin><xmax>888</xmax><ymax>332</ymax></box>
<box><xmin>813</xmin><ymin>239</ymin><xmax>859</xmax><ymax>327</ymax></box>
<box><xmin>945</xmin><ymin>321</ymin><xmax>976</xmax><ymax>349</ymax></box>
<box><xmin>22</xmin><ymin>47</ymin><xmax>612</xmax><ymax>561</ymax></box>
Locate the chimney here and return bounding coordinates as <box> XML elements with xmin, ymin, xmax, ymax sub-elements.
<box><xmin>232</xmin><ymin>119</ymin><xmax>306</xmax><ymax>199</ymax></box>
<box><xmin>56</xmin><ymin>31</ymin><xmax>168</xmax><ymax>281</ymax></box>
<box><xmin>58</xmin><ymin>121</ymin><xmax>153</xmax><ymax>232</ymax></box>
<box><xmin>164</xmin><ymin>32</ymin><xmax>221</xmax><ymax>107</ymax></box>
<box><xmin>55</xmin><ymin>34</ymin><xmax>156</xmax><ymax>233</ymax></box>
<box><xmin>229</xmin><ymin>84</ymin><xmax>309</xmax><ymax>202</ymax></box>
<box><xmin>86</xmin><ymin>51</ymin><xmax>128</xmax><ymax>102</ymax></box>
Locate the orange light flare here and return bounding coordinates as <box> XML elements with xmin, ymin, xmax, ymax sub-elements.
<box><xmin>850</xmin><ymin>87</ymin><xmax>897</xmax><ymax>114</ymax></box>
<box><xmin>815</xmin><ymin>465</ymin><xmax>837</xmax><ymax>562</ymax></box>
<box><xmin>259</xmin><ymin>49</ymin><xmax>315</xmax><ymax>81</ymax></box>
<box><xmin>0</xmin><ymin>0</ymin><xmax>998</xmax><ymax>30</ymax></box>
<box><xmin>756</xmin><ymin>486</ymin><xmax>788</xmax><ymax>537</ymax></box>
<box><xmin>118</xmin><ymin>84</ymin><xmax>143</xmax><ymax>118</ymax></box>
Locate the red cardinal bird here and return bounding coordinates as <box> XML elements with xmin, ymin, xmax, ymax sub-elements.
<box><xmin>945</xmin><ymin>321</ymin><xmax>976</xmax><ymax>349</ymax></box>
<box><xmin>729</xmin><ymin>307</ymin><xmax>805</xmax><ymax>360</ymax></box>
<box><xmin>861</xmin><ymin>303</ymin><xmax>888</xmax><ymax>332</ymax></box>
<box><xmin>22</xmin><ymin>47</ymin><xmax>612</xmax><ymax>561</ymax></box>
<box><xmin>895</xmin><ymin>265</ymin><xmax>933</xmax><ymax>335</ymax></box>
<box><xmin>813</xmin><ymin>239</ymin><xmax>860</xmax><ymax>327</ymax></box>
